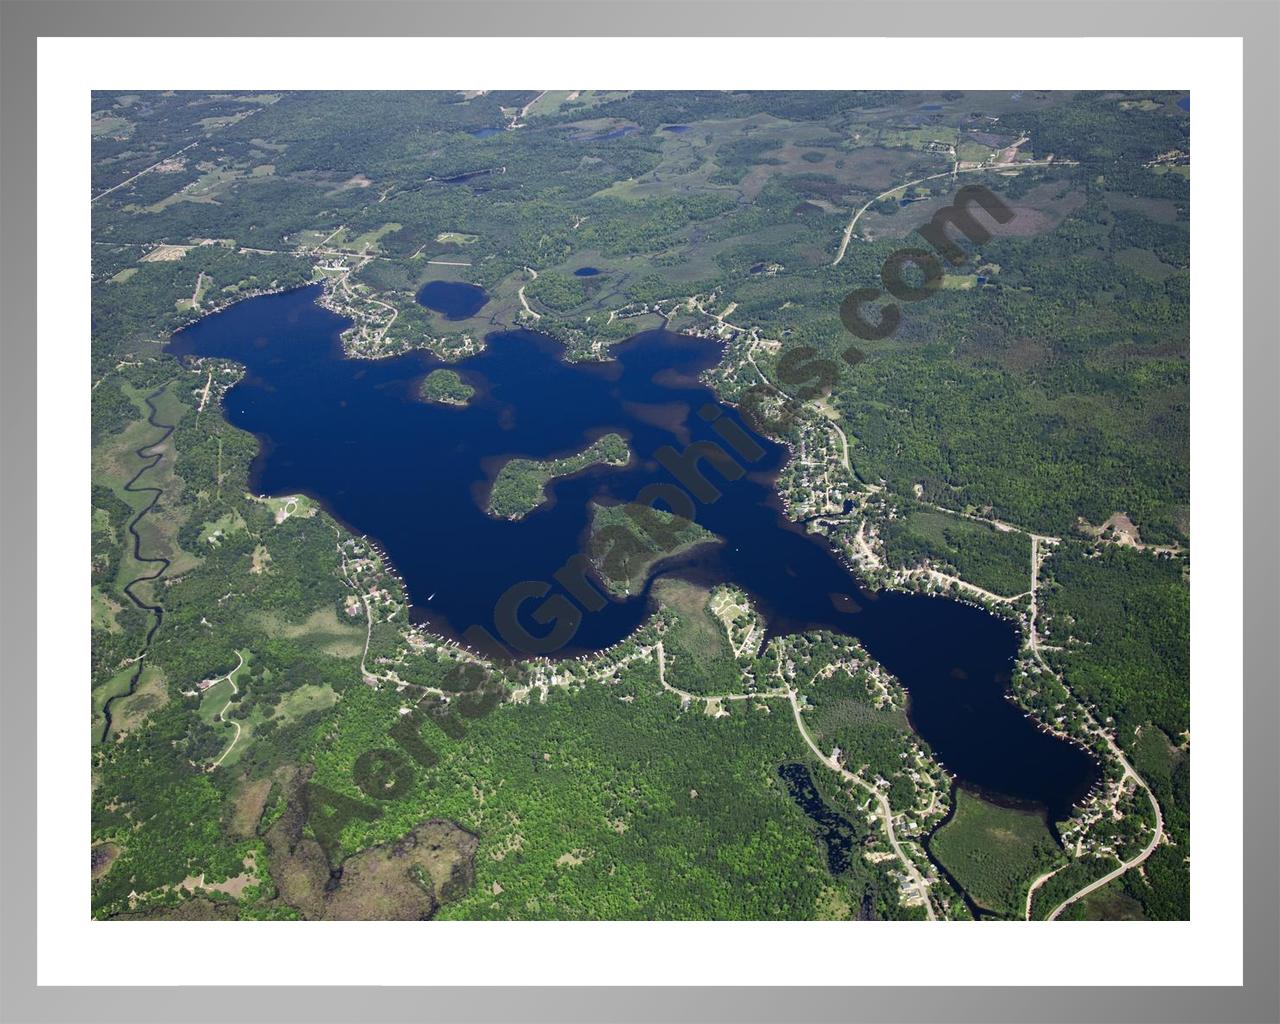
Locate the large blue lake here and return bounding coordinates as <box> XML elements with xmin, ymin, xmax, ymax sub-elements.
<box><xmin>169</xmin><ymin>284</ymin><xmax>1098</xmax><ymax>819</ymax></box>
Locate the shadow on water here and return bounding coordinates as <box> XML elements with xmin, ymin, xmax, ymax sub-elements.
<box><xmin>168</xmin><ymin>285</ymin><xmax>1100</xmax><ymax>823</ymax></box>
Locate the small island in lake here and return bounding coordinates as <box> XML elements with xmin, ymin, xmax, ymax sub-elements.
<box><xmin>486</xmin><ymin>433</ymin><xmax>630</xmax><ymax>520</ymax></box>
<box><xmin>419</xmin><ymin>368</ymin><xmax>475</xmax><ymax>407</ymax></box>
<box><xmin>587</xmin><ymin>502</ymin><xmax>720</xmax><ymax>597</ymax></box>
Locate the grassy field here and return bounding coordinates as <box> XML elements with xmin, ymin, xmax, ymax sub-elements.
<box><xmin>274</xmin><ymin>682</ymin><xmax>339</xmax><ymax>725</ymax></box>
<box><xmin>653</xmin><ymin>579</ymin><xmax>741</xmax><ymax>696</ymax></box>
<box><xmin>330</xmin><ymin>222</ymin><xmax>403</xmax><ymax>253</ymax></box>
<box><xmin>930</xmin><ymin>789</ymin><xmax>1063</xmax><ymax>918</ymax></box>
<box><xmin>92</xmin><ymin>665</ymin><xmax>139</xmax><ymax>744</ymax></box>
<box><xmin>91</xmin><ymin>587</ymin><xmax>123</xmax><ymax>633</ymax></box>
<box><xmin>105</xmin><ymin>666</ymin><xmax>170</xmax><ymax>742</ymax></box>
<box><xmin>254</xmin><ymin>606</ymin><xmax>366</xmax><ymax>660</ymax></box>
<box><xmin>956</xmin><ymin>141</ymin><xmax>994</xmax><ymax>162</ymax></box>
<box><xmin>1081</xmin><ymin>879</ymin><xmax>1148</xmax><ymax>920</ymax></box>
<box><xmin>198</xmin><ymin>509</ymin><xmax>248</xmax><ymax>545</ymax></box>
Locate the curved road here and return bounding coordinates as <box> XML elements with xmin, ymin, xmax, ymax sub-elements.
<box><xmin>209</xmin><ymin>650</ymin><xmax>248</xmax><ymax>769</ymax></box>
<box><xmin>1025</xmin><ymin>537</ymin><xmax>1166</xmax><ymax>920</ymax></box>
<box><xmin>1024</xmin><ymin>867</ymin><xmax>1060</xmax><ymax>919</ymax></box>
<box><xmin>1043</xmin><ymin>739</ymin><xmax>1164</xmax><ymax>920</ymax></box>
<box><xmin>785</xmin><ymin>689</ymin><xmax>938</xmax><ymax>920</ymax></box>
<box><xmin>653</xmin><ymin>641</ymin><xmax>936</xmax><ymax>918</ymax></box>
<box><xmin>832</xmin><ymin>155</ymin><xmax>1069</xmax><ymax>266</ymax></box>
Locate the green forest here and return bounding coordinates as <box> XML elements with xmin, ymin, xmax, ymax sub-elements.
<box><xmin>418</xmin><ymin>368</ymin><xmax>475</xmax><ymax>406</ymax></box>
<box><xmin>487</xmin><ymin>433</ymin><xmax>630</xmax><ymax>519</ymax></box>
<box><xmin>588</xmin><ymin>502</ymin><xmax>719</xmax><ymax>596</ymax></box>
<box><xmin>881</xmin><ymin>508</ymin><xmax>1031</xmax><ymax>597</ymax></box>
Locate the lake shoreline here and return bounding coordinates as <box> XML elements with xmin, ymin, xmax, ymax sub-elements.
<box><xmin>168</xmin><ymin>285</ymin><xmax>1101</xmax><ymax>821</ymax></box>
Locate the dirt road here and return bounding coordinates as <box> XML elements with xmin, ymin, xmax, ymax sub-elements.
<box><xmin>831</xmin><ymin>157</ymin><xmax>1070</xmax><ymax>266</ymax></box>
<box><xmin>91</xmin><ymin>141</ymin><xmax>198</xmax><ymax>203</ymax></box>
<box><xmin>518</xmin><ymin>267</ymin><xmax>541</xmax><ymax>319</ymax></box>
<box><xmin>209</xmin><ymin>650</ymin><xmax>248</xmax><ymax>768</ymax></box>
<box><xmin>1024</xmin><ymin>867</ymin><xmax>1061</xmax><ymax>919</ymax></box>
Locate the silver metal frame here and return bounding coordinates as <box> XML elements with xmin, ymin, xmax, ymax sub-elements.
<box><xmin>2</xmin><ymin>2</ymin><xmax>1275</xmax><ymax>1020</ymax></box>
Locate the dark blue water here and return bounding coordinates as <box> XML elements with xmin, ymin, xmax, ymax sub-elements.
<box><xmin>469</xmin><ymin>127</ymin><xmax>502</xmax><ymax>138</ymax></box>
<box><xmin>663</xmin><ymin>125</ymin><xmax>691</xmax><ymax>133</ymax></box>
<box><xmin>1177</xmin><ymin>95</ymin><xmax>1190</xmax><ymax>112</ymax></box>
<box><xmin>416</xmin><ymin>280</ymin><xmax>489</xmax><ymax>320</ymax></box>
<box><xmin>777</xmin><ymin>763</ymin><xmax>858</xmax><ymax>874</ymax></box>
<box><xmin>574</xmin><ymin>267</ymin><xmax>601</xmax><ymax>277</ymax></box>
<box><xmin>169</xmin><ymin>285</ymin><xmax>1099</xmax><ymax>819</ymax></box>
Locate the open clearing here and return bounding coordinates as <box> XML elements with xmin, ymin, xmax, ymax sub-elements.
<box><xmin>254</xmin><ymin>605</ymin><xmax>366</xmax><ymax>659</ymax></box>
<box><xmin>931</xmin><ymin>789</ymin><xmax>1061</xmax><ymax>919</ymax></box>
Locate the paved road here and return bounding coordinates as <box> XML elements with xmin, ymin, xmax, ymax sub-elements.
<box><xmin>785</xmin><ymin>690</ymin><xmax>938</xmax><ymax>920</ymax></box>
<box><xmin>1025</xmin><ymin>537</ymin><xmax>1166</xmax><ymax>920</ymax></box>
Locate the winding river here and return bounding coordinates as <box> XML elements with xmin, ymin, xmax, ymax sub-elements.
<box><xmin>99</xmin><ymin>390</ymin><xmax>178</xmax><ymax>742</ymax></box>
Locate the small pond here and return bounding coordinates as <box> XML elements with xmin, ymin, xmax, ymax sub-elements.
<box><xmin>416</xmin><ymin>280</ymin><xmax>490</xmax><ymax>320</ymax></box>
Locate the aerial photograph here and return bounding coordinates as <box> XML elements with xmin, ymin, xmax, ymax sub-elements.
<box><xmin>90</xmin><ymin>89</ymin><xmax>1190</xmax><ymax>923</ymax></box>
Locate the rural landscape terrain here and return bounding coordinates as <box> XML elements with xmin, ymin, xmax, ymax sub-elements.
<box><xmin>91</xmin><ymin>90</ymin><xmax>1190</xmax><ymax>922</ymax></box>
